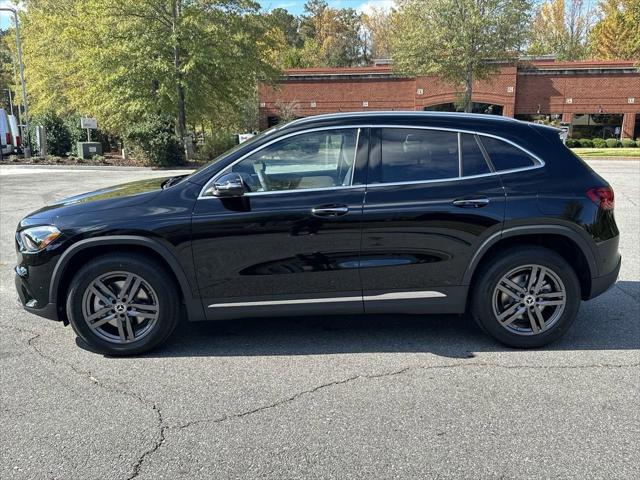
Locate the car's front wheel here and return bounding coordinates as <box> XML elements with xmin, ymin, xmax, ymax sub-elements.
<box><xmin>66</xmin><ymin>254</ymin><xmax>180</xmax><ymax>355</ymax></box>
<box><xmin>471</xmin><ymin>246</ymin><xmax>581</xmax><ymax>348</ymax></box>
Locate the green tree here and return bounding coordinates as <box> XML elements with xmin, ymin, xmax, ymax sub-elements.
<box><xmin>589</xmin><ymin>0</ymin><xmax>640</xmax><ymax>60</ymax></box>
<box><xmin>20</xmin><ymin>0</ymin><xmax>280</xmax><ymax>163</ymax></box>
<box><xmin>0</xmin><ymin>31</ymin><xmax>10</xmax><ymax>91</ymax></box>
<box><xmin>528</xmin><ymin>0</ymin><xmax>592</xmax><ymax>60</ymax></box>
<box><xmin>295</xmin><ymin>0</ymin><xmax>364</xmax><ymax>67</ymax></box>
<box><xmin>361</xmin><ymin>6</ymin><xmax>394</xmax><ymax>61</ymax></box>
<box><xmin>391</xmin><ymin>0</ymin><xmax>531</xmax><ymax>112</ymax></box>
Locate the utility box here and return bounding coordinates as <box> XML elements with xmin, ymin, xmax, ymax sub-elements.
<box><xmin>77</xmin><ymin>142</ymin><xmax>102</xmax><ymax>159</ymax></box>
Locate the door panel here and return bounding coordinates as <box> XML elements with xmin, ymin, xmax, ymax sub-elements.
<box><xmin>192</xmin><ymin>188</ymin><xmax>365</xmax><ymax>319</ymax></box>
<box><xmin>191</xmin><ymin>128</ymin><xmax>369</xmax><ymax>320</ymax></box>
<box><xmin>360</xmin><ymin>128</ymin><xmax>505</xmax><ymax>313</ymax></box>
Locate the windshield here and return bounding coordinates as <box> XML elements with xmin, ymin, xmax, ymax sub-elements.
<box><xmin>187</xmin><ymin>122</ymin><xmax>290</xmax><ymax>177</ymax></box>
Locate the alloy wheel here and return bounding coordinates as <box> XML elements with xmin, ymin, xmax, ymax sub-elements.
<box><xmin>81</xmin><ymin>271</ymin><xmax>159</xmax><ymax>344</ymax></box>
<box><xmin>492</xmin><ymin>264</ymin><xmax>566</xmax><ymax>336</ymax></box>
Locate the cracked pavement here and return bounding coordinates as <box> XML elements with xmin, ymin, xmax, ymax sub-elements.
<box><xmin>1</xmin><ymin>162</ymin><xmax>639</xmax><ymax>479</ymax></box>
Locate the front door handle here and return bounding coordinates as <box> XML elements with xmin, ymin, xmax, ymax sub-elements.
<box><xmin>311</xmin><ymin>205</ymin><xmax>349</xmax><ymax>217</ymax></box>
<box><xmin>452</xmin><ymin>197</ymin><xmax>490</xmax><ymax>208</ymax></box>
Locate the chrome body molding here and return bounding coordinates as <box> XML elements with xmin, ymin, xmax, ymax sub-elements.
<box><xmin>208</xmin><ymin>290</ymin><xmax>447</xmax><ymax>308</ymax></box>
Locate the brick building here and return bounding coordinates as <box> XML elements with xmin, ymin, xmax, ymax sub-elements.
<box><xmin>258</xmin><ymin>59</ymin><xmax>640</xmax><ymax>139</ymax></box>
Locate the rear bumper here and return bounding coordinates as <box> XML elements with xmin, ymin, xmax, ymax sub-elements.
<box><xmin>587</xmin><ymin>254</ymin><xmax>621</xmax><ymax>300</ymax></box>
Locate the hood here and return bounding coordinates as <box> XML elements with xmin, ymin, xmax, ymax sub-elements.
<box><xmin>26</xmin><ymin>176</ymin><xmax>172</xmax><ymax>219</ymax></box>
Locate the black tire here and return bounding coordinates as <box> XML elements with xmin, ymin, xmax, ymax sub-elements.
<box><xmin>471</xmin><ymin>246</ymin><xmax>581</xmax><ymax>348</ymax></box>
<box><xmin>66</xmin><ymin>254</ymin><xmax>180</xmax><ymax>355</ymax></box>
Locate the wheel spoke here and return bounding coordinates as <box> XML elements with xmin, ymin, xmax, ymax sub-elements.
<box><xmin>533</xmin><ymin>306</ymin><xmax>546</xmax><ymax>331</ymax></box>
<box><xmin>501</xmin><ymin>277</ymin><xmax>526</xmax><ymax>294</ymax></box>
<box><xmin>538</xmin><ymin>299</ymin><xmax>565</xmax><ymax>307</ymax></box>
<box><xmin>129</xmin><ymin>303</ymin><xmax>158</xmax><ymax>312</ymax></box>
<box><xmin>496</xmin><ymin>284</ymin><xmax>521</xmax><ymax>301</ymax></box>
<box><xmin>90</xmin><ymin>281</ymin><xmax>117</xmax><ymax>306</ymax></box>
<box><xmin>527</xmin><ymin>266</ymin><xmax>539</xmax><ymax>292</ymax></box>
<box><xmin>124</xmin><ymin>316</ymin><xmax>135</xmax><ymax>340</ymax></box>
<box><xmin>527</xmin><ymin>308</ymin><xmax>540</xmax><ymax>334</ymax></box>
<box><xmin>533</xmin><ymin>267</ymin><xmax>547</xmax><ymax>294</ymax></box>
<box><xmin>497</xmin><ymin>303</ymin><xmax>524</xmax><ymax>326</ymax></box>
<box><xmin>123</xmin><ymin>277</ymin><xmax>142</xmax><ymax>302</ymax></box>
<box><xmin>538</xmin><ymin>291</ymin><xmax>565</xmax><ymax>299</ymax></box>
<box><xmin>116</xmin><ymin>318</ymin><xmax>127</xmax><ymax>341</ymax></box>
<box><xmin>118</xmin><ymin>274</ymin><xmax>134</xmax><ymax>300</ymax></box>
<box><xmin>86</xmin><ymin>306</ymin><xmax>112</xmax><ymax>323</ymax></box>
<box><xmin>91</xmin><ymin>313</ymin><xmax>117</xmax><ymax>329</ymax></box>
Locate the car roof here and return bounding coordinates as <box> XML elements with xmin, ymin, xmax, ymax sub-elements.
<box><xmin>285</xmin><ymin>111</ymin><xmax>523</xmax><ymax>129</ymax></box>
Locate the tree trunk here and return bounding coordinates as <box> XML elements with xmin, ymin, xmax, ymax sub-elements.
<box><xmin>463</xmin><ymin>73</ymin><xmax>473</xmax><ymax>113</ymax></box>
<box><xmin>172</xmin><ymin>0</ymin><xmax>188</xmax><ymax>160</ymax></box>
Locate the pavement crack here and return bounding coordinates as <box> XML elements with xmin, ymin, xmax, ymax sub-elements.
<box><xmin>127</xmin><ymin>405</ymin><xmax>167</xmax><ymax>480</ymax></box>
<box><xmin>172</xmin><ymin>360</ymin><xmax>640</xmax><ymax>431</ymax></box>
<box><xmin>0</xmin><ymin>325</ymin><xmax>166</xmax><ymax>480</ymax></box>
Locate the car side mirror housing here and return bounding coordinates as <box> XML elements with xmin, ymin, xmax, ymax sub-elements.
<box><xmin>209</xmin><ymin>172</ymin><xmax>246</xmax><ymax>198</ymax></box>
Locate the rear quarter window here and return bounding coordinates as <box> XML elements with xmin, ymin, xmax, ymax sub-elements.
<box><xmin>480</xmin><ymin>136</ymin><xmax>536</xmax><ymax>171</ymax></box>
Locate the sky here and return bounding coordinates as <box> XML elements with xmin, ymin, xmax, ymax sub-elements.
<box><xmin>265</xmin><ymin>0</ymin><xmax>395</xmax><ymax>15</ymax></box>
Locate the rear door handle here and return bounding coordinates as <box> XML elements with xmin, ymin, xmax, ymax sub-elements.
<box><xmin>452</xmin><ymin>197</ymin><xmax>490</xmax><ymax>208</ymax></box>
<box><xmin>311</xmin><ymin>205</ymin><xmax>349</xmax><ymax>217</ymax></box>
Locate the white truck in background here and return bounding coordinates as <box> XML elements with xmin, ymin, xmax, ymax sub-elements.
<box><xmin>0</xmin><ymin>108</ymin><xmax>15</xmax><ymax>157</ymax></box>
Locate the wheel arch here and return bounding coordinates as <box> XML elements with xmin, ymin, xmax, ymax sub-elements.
<box><xmin>464</xmin><ymin>226</ymin><xmax>597</xmax><ymax>301</ymax></box>
<box><xmin>51</xmin><ymin>236</ymin><xmax>205</xmax><ymax>323</ymax></box>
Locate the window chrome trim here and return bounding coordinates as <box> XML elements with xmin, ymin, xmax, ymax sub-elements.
<box><xmin>208</xmin><ymin>290</ymin><xmax>446</xmax><ymax>308</ymax></box>
<box><xmin>198</xmin><ymin>123</ymin><xmax>545</xmax><ymax>199</ymax></box>
<box><xmin>199</xmin><ymin>126</ymin><xmax>362</xmax><ymax>199</ymax></box>
<box><xmin>457</xmin><ymin>132</ymin><xmax>463</xmax><ymax>177</ymax></box>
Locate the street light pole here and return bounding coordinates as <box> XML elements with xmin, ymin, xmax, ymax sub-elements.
<box><xmin>1</xmin><ymin>7</ymin><xmax>31</xmax><ymax>157</ymax></box>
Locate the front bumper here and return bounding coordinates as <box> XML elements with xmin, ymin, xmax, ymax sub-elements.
<box><xmin>15</xmin><ymin>265</ymin><xmax>61</xmax><ymax>321</ymax></box>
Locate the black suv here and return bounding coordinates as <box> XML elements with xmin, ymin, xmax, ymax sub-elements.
<box><xmin>15</xmin><ymin>112</ymin><xmax>620</xmax><ymax>354</ymax></box>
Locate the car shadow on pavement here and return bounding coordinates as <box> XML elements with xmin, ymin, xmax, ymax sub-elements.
<box><xmin>80</xmin><ymin>281</ymin><xmax>639</xmax><ymax>359</ymax></box>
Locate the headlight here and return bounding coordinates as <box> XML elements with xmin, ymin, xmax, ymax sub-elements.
<box><xmin>18</xmin><ymin>226</ymin><xmax>61</xmax><ymax>253</ymax></box>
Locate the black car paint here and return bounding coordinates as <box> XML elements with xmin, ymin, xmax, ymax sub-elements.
<box><xmin>15</xmin><ymin>112</ymin><xmax>620</xmax><ymax>324</ymax></box>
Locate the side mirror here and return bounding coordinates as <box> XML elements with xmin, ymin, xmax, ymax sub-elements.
<box><xmin>209</xmin><ymin>172</ymin><xmax>246</xmax><ymax>198</ymax></box>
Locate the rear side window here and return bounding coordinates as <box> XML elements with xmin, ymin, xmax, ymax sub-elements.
<box><xmin>480</xmin><ymin>136</ymin><xmax>536</xmax><ymax>171</ymax></box>
<box><xmin>379</xmin><ymin>128</ymin><xmax>458</xmax><ymax>183</ymax></box>
<box><xmin>461</xmin><ymin>134</ymin><xmax>490</xmax><ymax>176</ymax></box>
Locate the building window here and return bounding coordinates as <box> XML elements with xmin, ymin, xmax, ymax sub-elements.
<box><xmin>570</xmin><ymin>114</ymin><xmax>623</xmax><ymax>139</ymax></box>
<box><xmin>424</xmin><ymin>103</ymin><xmax>503</xmax><ymax>116</ymax></box>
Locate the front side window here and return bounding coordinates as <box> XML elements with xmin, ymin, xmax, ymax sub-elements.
<box><xmin>379</xmin><ymin>128</ymin><xmax>459</xmax><ymax>183</ymax></box>
<box><xmin>479</xmin><ymin>136</ymin><xmax>536</xmax><ymax>171</ymax></box>
<box><xmin>228</xmin><ymin>129</ymin><xmax>358</xmax><ymax>193</ymax></box>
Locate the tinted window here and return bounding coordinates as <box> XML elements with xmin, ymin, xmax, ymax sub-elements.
<box><xmin>380</xmin><ymin>128</ymin><xmax>459</xmax><ymax>183</ymax></box>
<box><xmin>461</xmin><ymin>134</ymin><xmax>490</xmax><ymax>176</ymax></box>
<box><xmin>230</xmin><ymin>129</ymin><xmax>358</xmax><ymax>192</ymax></box>
<box><xmin>480</xmin><ymin>136</ymin><xmax>535</xmax><ymax>171</ymax></box>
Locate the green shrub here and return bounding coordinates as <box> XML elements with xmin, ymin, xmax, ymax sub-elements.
<box><xmin>29</xmin><ymin>111</ymin><xmax>73</xmax><ymax>156</ymax></box>
<box><xmin>565</xmin><ymin>138</ymin><xmax>579</xmax><ymax>148</ymax></box>
<box><xmin>578</xmin><ymin>138</ymin><xmax>593</xmax><ymax>148</ymax></box>
<box><xmin>591</xmin><ymin>138</ymin><xmax>607</xmax><ymax>148</ymax></box>
<box><xmin>125</xmin><ymin>114</ymin><xmax>184</xmax><ymax>166</ymax></box>
<box><xmin>620</xmin><ymin>138</ymin><xmax>636</xmax><ymax>148</ymax></box>
<box><xmin>198</xmin><ymin>130</ymin><xmax>237</xmax><ymax>162</ymax></box>
<box><xmin>605</xmin><ymin>138</ymin><xmax>621</xmax><ymax>148</ymax></box>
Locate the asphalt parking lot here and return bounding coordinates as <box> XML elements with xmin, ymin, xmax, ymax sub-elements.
<box><xmin>1</xmin><ymin>161</ymin><xmax>638</xmax><ymax>480</ymax></box>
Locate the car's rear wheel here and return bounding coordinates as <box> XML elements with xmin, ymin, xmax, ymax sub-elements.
<box><xmin>66</xmin><ymin>254</ymin><xmax>180</xmax><ymax>355</ymax></box>
<box><xmin>471</xmin><ymin>246</ymin><xmax>581</xmax><ymax>348</ymax></box>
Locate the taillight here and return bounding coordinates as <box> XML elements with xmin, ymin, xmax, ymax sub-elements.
<box><xmin>15</xmin><ymin>136</ymin><xmax>21</xmax><ymax>147</ymax></box>
<box><xmin>5</xmin><ymin>132</ymin><xmax>10</xmax><ymax>145</ymax></box>
<box><xmin>586</xmin><ymin>186</ymin><xmax>614</xmax><ymax>211</ymax></box>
